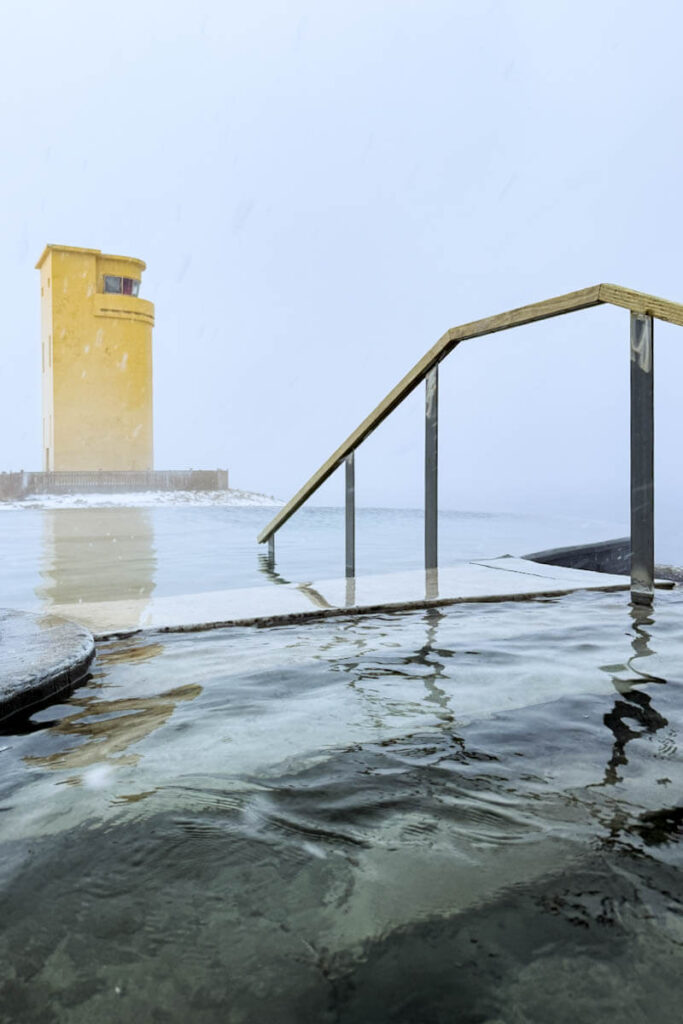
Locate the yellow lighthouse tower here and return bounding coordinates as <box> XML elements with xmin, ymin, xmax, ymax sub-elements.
<box><xmin>36</xmin><ymin>244</ymin><xmax>155</xmax><ymax>471</ymax></box>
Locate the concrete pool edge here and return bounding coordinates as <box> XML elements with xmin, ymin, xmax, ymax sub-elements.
<box><xmin>94</xmin><ymin>581</ymin><xmax>636</xmax><ymax>641</ymax></box>
<box><xmin>43</xmin><ymin>557</ymin><xmax>674</xmax><ymax>641</ymax></box>
<box><xmin>0</xmin><ymin>608</ymin><xmax>95</xmax><ymax>722</ymax></box>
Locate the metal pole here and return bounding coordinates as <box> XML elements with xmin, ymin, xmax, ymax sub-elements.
<box><xmin>630</xmin><ymin>312</ymin><xmax>654</xmax><ymax>606</ymax></box>
<box><xmin>345</xmin><ymin>452</ymin><xmax>355</xmax><ymax>578</ymax></box>
<box><xmin>268</xmin><ymin>534</ymin><xmax>275</xmax><ymax>566</ymax></box>
<box><xmin>425</xmin><ymin>365</ymin><xmax>439</xmax><ymax>571</ymax></box>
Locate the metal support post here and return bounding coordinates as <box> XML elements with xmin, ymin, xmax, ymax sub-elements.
<box><xmin>345</xmin><ymin>452</ymin><xmax>355</xmax><ymax>578</ymax></box>
<box><xmin>268</xmin><ymin>534</ymin><xmax>275</xmax><ymax>567</ymax></box>
<box><xmin>630</xmin><ymin>313</ymin><xmax>654</xmax><ymax>605</ymax></box>
<box><xmin>425</xmin><ymin>365</ymin><xmax>439</xmax><ymax>571</ymax></box>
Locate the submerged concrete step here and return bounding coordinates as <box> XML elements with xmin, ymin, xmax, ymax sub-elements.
<box><xmin>45</xmin><ymin>557</ymin><xmax>674</xmax><ymax>639</ymax></box>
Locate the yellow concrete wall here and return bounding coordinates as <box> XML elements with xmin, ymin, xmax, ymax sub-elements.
<box><xmin>37</xmin><ymin>245</ymin><xmax>154</xmax><ymax>471</ymax></box>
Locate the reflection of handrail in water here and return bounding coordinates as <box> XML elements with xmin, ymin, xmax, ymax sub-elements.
<box><xmin>259</xmin><ymin>552</ymin><xmax>439</xmax><ymax>612</ymax></box>
<box><xmin>598</xmin><ymin>603</ymin><xmax>669</xmax><ymax>791</ymax></box>
<box><xmin>333</xmin><ymin>605</ymin><xmax>458</xmax><ymax>731</ymax></box>
<box><xmin>97</xmin><ymin>640</ymin><xmax>165</xmax><ymax>666</ymax></box>
<box><xmin>257</xmin><ymin>552</ymin><xmax>290</xmax><ymax>586</ymax></box>
<box><xmin>257</xmin><ymin>552</ymin><xmax>333</xmax><ymax>609</ymax></box>
<box><xmin>602</xmin><ymin>688</ymin><xmax>668</xmax><ymax>787</ymax></box>
<box><xmin>23</xmin><ymin>683</ymin><xmax>201</xmax><ymax>775</ymax></box>
<box><xmin>296</xmin><ymin>584</ymin><xmax>333</xmax><ymax>610</ymax></box>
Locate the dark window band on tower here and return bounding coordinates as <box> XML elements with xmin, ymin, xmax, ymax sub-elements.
<box><xmin>103</xmin><ymin>275</ymin><xmax>140</xmax><ymax>296</ymax></box>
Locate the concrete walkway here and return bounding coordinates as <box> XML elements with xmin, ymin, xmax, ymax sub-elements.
<box><xmin>0</xmin><ymin>609</ymin><xmax>95</xmax><ymax>721</ymax></box>
<box><xmin>48</xmin><ymin>557</ymin><xmax>669</xmax><ymax>639</ymax></box>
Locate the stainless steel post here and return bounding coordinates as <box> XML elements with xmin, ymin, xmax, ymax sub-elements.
<box><xmin>630</xmin><ymin>312</ymin><xmax>654</xmax><ymax>605</ymax></box>
<box><xmin>425</xmin><ymin>365</ymin><xmax>439</xmax><ymax>571</ymax></box>
<box><xmin>345</xmin><ymin>452</ymin><xmax>355</xmax><ymax>578</ymax></box>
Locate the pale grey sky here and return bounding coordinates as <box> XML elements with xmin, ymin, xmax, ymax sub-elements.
<box><xmin>2</xmin><ymin>0</ymin><xmax>683</xmax><ymax>521</ymax></box>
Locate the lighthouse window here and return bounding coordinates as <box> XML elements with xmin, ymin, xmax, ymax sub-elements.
<box><xmin>103</xmin><ymin>275</ymin><xmax>140</xmax><ymax>297</ymax></box>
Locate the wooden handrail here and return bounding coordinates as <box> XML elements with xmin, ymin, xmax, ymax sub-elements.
<box><xmin>258</xmin><ymin>283</ymin><xmax>683</xmax><ymax>544</ymax></box>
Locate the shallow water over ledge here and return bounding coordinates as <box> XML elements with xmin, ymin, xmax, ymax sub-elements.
<box><xmin>2</xmin><ymin>504</ymin><xmax>633</xmax><ymax>611</ymax></box>
<box><xmin>0</xmin><ymin>587</ymin><xmax>681</xmax><ymax>1022</ymax></box>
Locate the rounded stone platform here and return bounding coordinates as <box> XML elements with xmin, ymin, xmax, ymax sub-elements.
<box><xmin>0</xmin><ymin>609</ymin><xmax>95</xmax><ymax>722</ymax></box>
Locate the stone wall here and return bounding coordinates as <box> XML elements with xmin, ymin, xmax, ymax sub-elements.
<box><xmin>0</xmin><ymin>469</ymin><xmax>229</xmax><ymax>500</ymax></box>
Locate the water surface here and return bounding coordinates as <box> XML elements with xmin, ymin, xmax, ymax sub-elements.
<box><xmin>0</xmin><ymin>586</ymin><xmax>681</xmax><ymax>1022</ymax></box>
<box><xmin>1</xmin><ymin>502</ymin><xmax>631</xmax><ymax>611</ymax></box>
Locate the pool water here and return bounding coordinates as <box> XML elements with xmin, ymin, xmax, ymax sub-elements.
<box><xmin>0</xmin><ymin>585</ymin><xmax>681</xmax><ymax>1022</ymax></box>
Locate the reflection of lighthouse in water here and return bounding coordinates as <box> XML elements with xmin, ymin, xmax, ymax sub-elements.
<box><xmin>37</xmin><ymin>507</ymin><xmax>157</xmax><ymax>608</ymax></box>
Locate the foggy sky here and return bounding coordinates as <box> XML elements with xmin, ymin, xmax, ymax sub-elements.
<box><xmin>2</xmin><ymin>0</ymin><xmax>683</xmax><ymax>523</ymax></box>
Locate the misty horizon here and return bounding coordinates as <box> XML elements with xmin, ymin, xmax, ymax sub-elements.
<box><xmin>2</xmin><ymin>1</ymin><xmax>683</xmax><ymax>526</ymax></box>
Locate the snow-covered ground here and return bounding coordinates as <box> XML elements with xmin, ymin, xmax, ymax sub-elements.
<box><xmin>0</xmin><ymin>488</ymin><xmax>283</xmax><ymax>511</ymax></box>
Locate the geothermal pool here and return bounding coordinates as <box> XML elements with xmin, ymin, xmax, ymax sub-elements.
<box><xmin>1</xmin><ymin>587</ymin><xmax>682</xmax><ymax>1021</ymax></box>
<box><xmin>0</xmin><ymin>502</ymin><xmax>681</xmax><ymax>1021</ymax></box>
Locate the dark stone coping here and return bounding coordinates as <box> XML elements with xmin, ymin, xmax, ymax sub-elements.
<box><xmin>525</xmin><ymin>537</ymin><xmax>683</xmax><ymax>582</ymax></box>
<box><xmin>0</xmin><ymin>609</ymin><xmax>95</xmax><ymax>722</ymax></box>
<box><xmin>525</xmin><ymin>537</ymin><xmax>632</xmax><ymax>575</ymax></box>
